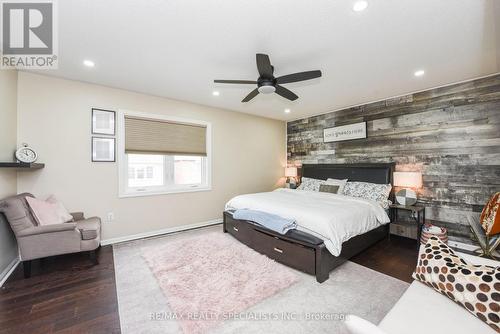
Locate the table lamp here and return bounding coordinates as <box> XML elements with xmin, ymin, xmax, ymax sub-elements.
<box><xmin>285</xmin><ymin>167</ymin><xmax>298</xmax><ymax>189</ymax></box>
<box><xmin>393</xmin><ymin>172</ymin><xmax>422</xmax><ymax>206</ymax></box>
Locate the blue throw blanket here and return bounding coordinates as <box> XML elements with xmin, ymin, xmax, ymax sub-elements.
<box><xmin>232</xmin><ymin>209</ymin><xmax>297</xmax><ymax>235</ymax></box>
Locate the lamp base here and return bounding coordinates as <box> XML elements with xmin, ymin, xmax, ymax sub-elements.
<box><xmin>285</xmin><ymin>177</ymin><xmax>297</xmax><ymax>189</ymax></box>
<box><xmin>395</xmin><ymin>188</ymin><xmax>417</xmax><ymax>206</ymax></box>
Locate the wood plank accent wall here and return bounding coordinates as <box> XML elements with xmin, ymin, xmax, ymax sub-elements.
<box><xmin>287</xmin><ymin>74</ymin><xmax>500</xmax><ymax>243</ymax></box>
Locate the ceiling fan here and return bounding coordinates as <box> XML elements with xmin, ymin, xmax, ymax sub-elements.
<box><xmin>214</xmin><ymin>53</ymin><xmax>322</xmax><ymax>102</ymax></box>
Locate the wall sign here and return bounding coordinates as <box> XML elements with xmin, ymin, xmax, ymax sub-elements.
<box><xmin>323</xmin><ymin>122</ymin><xmax>367</xmax><ymax>143</ymax></box>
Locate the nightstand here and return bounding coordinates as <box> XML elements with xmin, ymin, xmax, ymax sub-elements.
<box><xmin>389</xmin><ymin>204</ymin><xmax>425</xmax><ymax>249</ymax></box>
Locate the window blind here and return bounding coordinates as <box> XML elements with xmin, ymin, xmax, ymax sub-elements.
<box><xmin>124</xmin><ymin>116</ymin><xmax>207</xmax><ymax>156</ymax></box>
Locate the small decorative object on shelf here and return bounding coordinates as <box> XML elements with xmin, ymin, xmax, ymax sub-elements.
<box><xmin>393</xmin><ymin>171</ymin><xmax>422</xmax><ymax>206</ymax></box>
<box><xmin>420</xmin><ymin>224</ymin><xmax>448</xmax><ymax>245</ymax></box>
<box><xmin>285</xmin><ymin>166</ymin><xmax>298</xmax><ymax>189</ymax></box>
<box><xmin>469</xmin><ymin>192</ymin><xmax>500</xmax><ymax>259</ymax></box>
<box><xmin>15</xmin><ymin>143</ymin><xmax>38</xmax><ymax>163</ymax></box>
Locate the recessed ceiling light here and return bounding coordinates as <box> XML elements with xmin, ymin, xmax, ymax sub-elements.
<box><xmin>284</xmin><ymin>108</ymin><xmax>291</xmax><ymax>113</ymax></box>
<box><xmin>83</xmin><ymin>60</ymin><xmax>95</xmax><ymax>68</ymax></box>
<box><xmin>353</xmin><ymin>1</ymin><xmax>368</xmax><ymax>12</ymax></box>
<box><xmin>414</xmin><ymin>70</ymin><xmax>425</xmax><ymax>77</ymax></box>
<box><xmin>212</xmin><ymin>91</ymin><xmax>220</xmax><ymax>96</ymax></box>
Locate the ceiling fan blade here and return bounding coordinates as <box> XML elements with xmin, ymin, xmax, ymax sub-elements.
<box><xmin>275</xmin><ymin>85</ymin><xmax>298</xmax><ymax>101</ymax></box>
<box><xmin>242</xmin><ymin>88</ymin><xmax>259</xmax><ymax>102</ymax></box>
<box><xmin>256</xmin><ymin>54</ymin><xmax>273</xmax><ymax>78</ymax></box>
<box><xmin>276</xmin><ymin>70</ymin><xmax>322</xmax><ymax>84</ymax></box>
<box><xmin>214</xmin><ymin>80</ymin><xmax>257</xmax><ymax>84</ymax></box>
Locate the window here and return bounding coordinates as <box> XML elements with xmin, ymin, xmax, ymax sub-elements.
<box><xmin>146</xmin><ymin>166</ymin><xmax>154</xmax><ymax>179</ymax></box>
<box><xmin>119</xmin><ymin>111</ymin><xmax>211</xmax><ymax>197</ymax></box>
<box><xmin>125</xmin><ymin>154</ymin><xmax>206</xmax><ymax>191</ymax></box>
<box><xmin>127</xmin><ymin>154</ymin><xmax>163</xmax><ymax>187</ymax></box>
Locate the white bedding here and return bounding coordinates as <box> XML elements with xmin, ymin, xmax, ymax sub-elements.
<box><xmin>225</xmin><ymin>188</ymin><xmax>390</xmax><ymax>256</ymax></box>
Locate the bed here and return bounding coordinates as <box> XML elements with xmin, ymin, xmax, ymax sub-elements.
<box><xmin>223</xmin><ymin>163</ymin><xmax>395</xmax><ymax>283</ymax></box>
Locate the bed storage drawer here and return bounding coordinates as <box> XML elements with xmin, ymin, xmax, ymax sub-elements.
<box><xmin>224</xmin><ymin>215</ymin><xmax>254</xmax><ymax>246</ymax></box>
<box><xmin>253</xmin><ymin>229</ymin><xmax>316</xmax><ymax>275</ymax></box>
<box><xmin>224</xmin><ymin>212</ymin><xmax>316</xmax><ymax>275</ymax></box>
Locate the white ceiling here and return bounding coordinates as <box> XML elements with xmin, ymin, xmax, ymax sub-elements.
<box><xmin>36</xmin><ymin>0</ymin><xmax>499</xmax><ymax>121</ymax></box>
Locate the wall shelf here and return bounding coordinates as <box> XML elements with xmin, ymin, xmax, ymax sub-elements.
<box><xmin>0</xmin><ymin>162</ymin><xmax>45</xmax><ymax>170</ymax></box>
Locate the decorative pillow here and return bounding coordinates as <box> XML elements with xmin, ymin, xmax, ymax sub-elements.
<box><xmin>377</xmin><ymin>199</ymin><xmax>392</xmax><ymax>210</ymax></box>
<box><xmin>481</xmin><ymin>192</ymin><xmax>500</xmax><ymax>236</ymax></box>
<box><xmin>47</xmin><ymin>195</ymin><xmax>74</xmax><ymax>221</ymax></box>
<box><xmin>297</xmin><ymin>177</ymin><xmax>325</xmax><ymax>191</ymax></box>
<box><xmin>26</xmin><ymin>196</ymin><xmax>73</xmax><ymax>226</ymax></box>
<box><xmin>343</xmin><ymin>182</ymin><xmax>392</xmax><ymax>208</ymax></box>
<box><xmin>413</xmin><ymin>236</ymin><xmax>500</xmax><ymax>331</ymax></box>
<box><xmin>319</xmin><ymin>184</ymin><xmax>340</xmax><ymax>194</ymax></box>
<box><xmin>325</xmin><ymin>178</ymin><xmax>348</xmax><ymax>194</ymax></box>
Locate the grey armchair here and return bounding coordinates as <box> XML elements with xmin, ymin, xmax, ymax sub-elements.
<box><xmin>0</xmin><ymin>193</ymin><xmax>101</xmax><ymax>278</ymax></box>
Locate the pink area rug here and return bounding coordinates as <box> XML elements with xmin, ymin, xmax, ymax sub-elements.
<box><xmin>141</xmin><ymin>231</ymin><xmax>299</xmax><ymax>334</ymax></box>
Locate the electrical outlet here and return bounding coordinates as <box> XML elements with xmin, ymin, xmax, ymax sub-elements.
<box><xmin>107</xmin><ymin>212</ymin><xmax>115</xmax><ymax>222</ymax></box>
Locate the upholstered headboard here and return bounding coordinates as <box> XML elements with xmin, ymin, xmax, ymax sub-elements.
<box><xmin>301</xmin><ymin>163</ymin><xmax>395</xmax><ymax>186</ymax></box>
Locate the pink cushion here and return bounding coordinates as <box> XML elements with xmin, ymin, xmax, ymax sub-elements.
<box><xmin>26</xmin><ymin>196</ymin><xmax>73</xmax><ymax>226</ymax></box>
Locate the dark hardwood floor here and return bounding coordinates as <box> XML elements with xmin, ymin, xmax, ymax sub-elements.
<box><xmin>0</xmin><ymin>246</ymin><xmax>120</xmax><ymax>334</ymax></box>
<box><xmin>0</xmin><ymin>234</ymin><xmax>417</xmax><ymax>334</ymax></box>
<box><xmin>351</xmin><ymin>235</ymin><xmax>418</xmax><ymax>283</ymax></box>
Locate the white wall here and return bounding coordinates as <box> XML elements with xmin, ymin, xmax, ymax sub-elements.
<box><xmin>17</xmin><ymin>72</ymin><xmax>286</xmax><ymax>241</ymax></box>
<box><xmin>0</xmin><ymin>70</ymin><xmax>19</xmax><ymax>279</ymax></box>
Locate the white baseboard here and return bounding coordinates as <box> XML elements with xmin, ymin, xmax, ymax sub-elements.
<box><xmin>100</xmin><ymin>219</ymin><xmax>223</xmax><ymax>246</ymax></box>
<box><xmin>0</xmin><ymin>257</ymin><xmax>20</xmax><ymax>288</ymax></box>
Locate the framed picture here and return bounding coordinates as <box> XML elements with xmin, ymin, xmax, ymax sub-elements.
<box><xmin>92</xmin><ymin>137</ymin><xmax>115</xmax><ymax>162</ymax></box>
<box><xmin>92</xmin><ymin>108</ymin><xmax>115</xmax><ymax>135</ymax></box>
<box><xmin>323</xmin><ymin>122</ymin><xmax>367</xmax><ymax>143</ymax></box>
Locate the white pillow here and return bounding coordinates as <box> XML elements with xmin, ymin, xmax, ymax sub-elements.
<box><xmin>297</xmin><ymin>177</ymin><xmax>325</xmax><ymax>191</ymax></box>
<box><xmin>26</xmin><ymin>195</ymin><xmax>73</xmax><ymax>226</ymax></box>
<box><xmin>344</xmin><ymin>315</ymin><xmax>388</xmax><ymax>334</ymax></box>
<box><xmin>325</xmin><ymin>178</ymin><xmax>348</xmax><ymax>194</ymax></box>
<box><xmin>47</xmin><ymin>195</ymin><xmax>74</xmax><ymax>222</ymax></box>
<box><xmin>343</xmin><ymin>182</ymin><xmax>392</xmax><ymax>208</ymax></box>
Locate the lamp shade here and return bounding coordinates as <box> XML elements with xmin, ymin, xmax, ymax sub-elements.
<box><xmin>393</xmin><ymin>172</ymin><xmax>422</xmax><ymax>188</ymax></box>
<box><xmin>285</xmin><ymin>167</ymin><xmax>297</xmax><ymax>177</ymax></box>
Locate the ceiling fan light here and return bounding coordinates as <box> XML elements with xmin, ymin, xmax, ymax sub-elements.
<box><xmin>258</xmin><ymin>85</ymin><xmax>276</xmax><ymax>94</ymax></box>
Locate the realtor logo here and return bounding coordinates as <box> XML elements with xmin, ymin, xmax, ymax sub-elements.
<box><xmin>1</xmin><ymin>0</ymin><xmax>58</xmax><ymax>69</ymax></box>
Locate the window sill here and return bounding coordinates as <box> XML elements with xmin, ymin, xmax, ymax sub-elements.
<box><xmin>119</xmin><ymin>186</ymin><xmax>212</xmax><ymax>198</ymax></box>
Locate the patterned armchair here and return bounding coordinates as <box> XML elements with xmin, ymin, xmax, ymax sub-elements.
<box><xmin>468</xmin><ymin>194</ymin><xmax>500</xmax><ymax>260</ymax></box>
